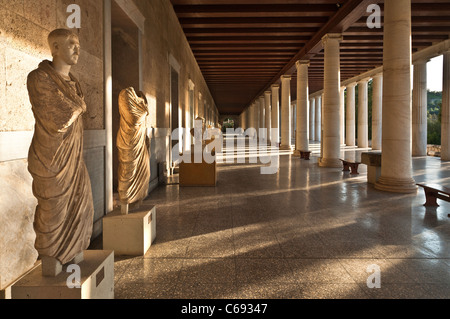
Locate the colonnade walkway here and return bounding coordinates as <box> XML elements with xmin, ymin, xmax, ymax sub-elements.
<box><xmin>97</xmin><ymin>136</ymin><xmax>450</xmax><ymax>299</ymax></box>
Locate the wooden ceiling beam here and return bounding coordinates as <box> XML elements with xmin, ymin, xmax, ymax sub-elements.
<box><xmin>173</xmin><ymin>4</ymin><xmax>339</xmax><ymax>14</ymax></box>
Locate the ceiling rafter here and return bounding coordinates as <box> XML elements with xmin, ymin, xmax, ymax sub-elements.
<box><xmin>171</xmin><ymin>0</ymin><xmax>450</xmax><ymax>115</ymax></box>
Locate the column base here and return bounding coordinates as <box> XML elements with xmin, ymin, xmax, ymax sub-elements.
<box><xmin>318</xmin><ymin>157</ymin><xmax>342</xmax><ymax>168</ymax></box>
<box><xmin>280</xmin><ymin>145</ymin><xmax>293</xmax><ymax>151</ymax></box>
<box><xmin>374</xmin><ymin>176</ymin><xmax>418</xmax><ymax>194</ymax></box>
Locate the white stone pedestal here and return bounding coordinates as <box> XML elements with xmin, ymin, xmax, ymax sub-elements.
<box><xmin>11</xmin><ymin>250</ymin><xmax>114</xmax><ymax>299</ymax></box>
<box><xmin>103</xmin><ymin>205</ymin><xmax>156</xmax><ymax>256</ymax></box>
<box><xmin>367</xmin><ymin>166</ymin><xmax>381</xmax><ymax>185</ymax></box>
<box><xmin>362</xmin><ymin>152</ymin><xmax>382</xmax><ymax>185</ymax></box>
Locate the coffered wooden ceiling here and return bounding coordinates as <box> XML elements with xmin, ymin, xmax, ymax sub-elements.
<box><xmin>170</xmin><ymin>0</ymin><xmax>450</xmax><ymax>115</ymax></box>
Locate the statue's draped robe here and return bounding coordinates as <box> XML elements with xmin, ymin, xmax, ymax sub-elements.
<box><xmin>27</xmin><ymin>60</ymin><xmax>94</xmax><ymax>265</ymax></box>
<box><xmin>117</xmin><ymin>87</ymin><xmax>150</xmax><ymax>205</ymax></box>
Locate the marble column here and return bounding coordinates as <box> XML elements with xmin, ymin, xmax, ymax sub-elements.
<box><xmin>280</xmin><ymin>75</ymin><xmax>292</xmax><ymax>150</ymax></box>
<box><xmin>245</xmin><ymin>107</ymin><xmax>251</xmax><ymax>130</ymax></box>
<box><xmin>357</xmin><ymin>78</ymin><xmax>370</xmax><ymax>149</ymax></box>
<box><xmin>247</xmin><ymin>107</ymin><xmax>251</xmax><ymax>131</ymax></box>
<box><xmin>372</xmin><ymin>73</ymin><xmax>383</xmax><ymax>151</ymax></box>
<box><xmin>294</xmin><ymin>60</ymin><xmax>310</xmax><ymax>155</ymax></box>
<box><xmin>340</xmin><ymin>86</ymin><xmax>346</xmax><ymax>145</ymax></box>
<box><xmin>346</xmin><ymin>83</ymin><xmax>356</xmax><ymax>147</ymax></box>
<box><xmin>412</xmin><ymin>61</ymin><xmax>428</xmax><ymax>156</ymax></box>
<box><xmin>319</xmin><ymin>33</ymin><xmax>343</xmax><ymax>168</ymax></box>
<box><xmin>254</xmin><ymin>100</ymin><xmax>260</xmax><ymax>134</ymax></box>
<box><xmin>271</xmin><ymin>84</ymin><xmax>280</xmax><ymax>145</ymax></box>
<box><xmin>264</xmin><ymin>91</ymin><xmax>272</xmax><ymax>144</ymax></box>
<box><xmin>251</xmin><ymin>102</ymin><xmax>257</xmax><ymax>138</ymax></box>
<box><xmin>259</xmin><ymin>95</ymin><xmax>265</xmax><ymax>138</ymax></box>
<box><xmin>441</xmin><ymin>51</ymin><xmax>450</xmax><ymax>161</ymax></box>
<box><xmin>375</xmin><ymin>0</ymin><xmax>417</xmax><ymax>193</ymax></box>
<box><xmin>315</xmin><ymin>95</ymin><xmax>322</xmax><ymax>142</ymax></box>
<box><xmin>309</xmin><ymin>97</ymin><xmax>316</xmax><ymax>141</ymax></box>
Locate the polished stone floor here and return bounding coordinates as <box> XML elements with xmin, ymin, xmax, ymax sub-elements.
<box><xmin>96</xmin><ymin>140</ymin><xmax>450</xmax><ymax>299</ymax></box>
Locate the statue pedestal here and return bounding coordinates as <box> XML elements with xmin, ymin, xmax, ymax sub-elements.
<box><xmin>11</xmin><ymin>250</ymin><xmax>114</xmax><ymax>299</ymax></box>
<box><xmin>179</xmin><ymin>151</ymin><xmax>217</xmax><ymax>187</ymax></box>
<box><xmin>362</xmin><ymin>152</ymin><xmax>382</xmax><ymax>185</ymax></box>
<box><xmin>103</xmin><ymin>205</ymin><xmax>156</xmax><ymax>256</ymax></box>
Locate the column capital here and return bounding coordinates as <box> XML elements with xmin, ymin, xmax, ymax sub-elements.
<box><xmin>188</xmin><ymin>79</ymin><xmax>195</xmax><ymax>91</ymax></box>
<box><xmin>321</xmin><ymin>33</ymin><xmax>343</xmax><ymax>44</ymax></box>
<box><xmin>281</xmin><ymin>75</ymin><xmax>291</xmax><ymax>81</ymax></box>
<box><xmin>414</xmin><ymin>58</ymin><xmax>430</xmax><ymax>66</ymax></box>
<box><xmin>271</xmin><ymin>84</ymin><xmax>280</xmax><ymax>90</ymax></box>
<box><xmin>358</xmin><ymin>77</ymin><xmax>371</xmax><ymax>84</ymax></box>
<box><xmin>295</xmin><ymin>60</ymin><xmax>310</xmax><ymax>68</ymax></box>
<box><xmin>372</xmin><ymin>72</ymin><xmax>383</xmax><ymax>79</ymax></box>
<box><xmin>264</xmin><ymin>91</ymin><xmax>271</xmax><ymax>96</ymax></box>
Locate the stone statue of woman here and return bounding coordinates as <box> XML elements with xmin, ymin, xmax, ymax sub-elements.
<box><xmin>117</xmin><ymin>87</ymin><xmax>151</xmax><ymax>215</ymax></box>
<box><xmin>27</xmin><ymin>29</ymin><xmax>94</xmax><ymax>276</ymax></box>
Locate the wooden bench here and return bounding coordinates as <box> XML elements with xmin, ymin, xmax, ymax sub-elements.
<box><xmin>340</xmin><ymin>159</ymin><xmax>361</xmax><ymax>175</ymax></box>
<box><xmin>417</xmin><ymin>183</ymin><xmax>450</xmax><ymax>207</ymax></box>
<box><xmin>300</xmin><ymin>151</ymin><xmax>312</xmax><ymax>160</ymax></box>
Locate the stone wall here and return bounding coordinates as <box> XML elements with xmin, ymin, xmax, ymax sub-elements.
<box><xmin>427</xmin><ymin>145</ymin><xmax>441</xmax><ymax>157</ymax></box>
<box><xmin>0</xmin><ymin>0</ymin><xmax>104</xmax><ymax>291</ymax></box>
<box><xmin>133</xmin><ymin>0</ymin><xmax>217</xmax><ymax>174</ymax></box>
<box><xmin>0</xmin><ymin>0</ymin><xmax>218</xmax><ymax>292</ymax></box>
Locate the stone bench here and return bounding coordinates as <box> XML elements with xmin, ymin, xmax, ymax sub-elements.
<box><xmin>340</xmin><ymin>159</ymin><xmax>361</xmax><ymax>175</ymax></box>
<box><xmin>361</xmin><ymin>151</ymin><xmax>382</xmax><ymax>184</ymax></box>
<box><xmin>417</xmin><ymin>183</ymin><xmax>450</xmax><ymax>208</ymax></box>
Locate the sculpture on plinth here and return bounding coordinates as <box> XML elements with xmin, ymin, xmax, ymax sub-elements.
<box><xmin>117</xmin><ymin>87</ymin><xmax>151</xmax><ymax>215</ymax></box>
<box><xmin>191</xmin><ymin>116</ymin><xmax>206</xmax><ymax>147</ymax></box>
<box><xmin>27</xmin><ymin>29</ymin><xmax>94</xmax><ymax>276</ymax></box>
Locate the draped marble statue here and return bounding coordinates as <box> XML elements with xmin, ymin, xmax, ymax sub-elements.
<box><xmin>27</xmin><ymin>29</ymin><xmax>94</xmax><ymax>276</ymax></box>
<box><xmin>117</xmin><ymin>87</ymin><xmax>150</xmax><ymax>215</ymax></box>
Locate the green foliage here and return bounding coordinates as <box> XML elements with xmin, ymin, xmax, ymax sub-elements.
<box><xmin>222</xmin><ymin>118</ymin><xmax>235</xmax><ymax>133</ymax></box>
<box><xmin>346</xmin><ymin>89</ymin><xmax>442</xmax><ymax>146</ymax></box>
<box><xmin>427</xmin><ymin>91</ymin><xmax>442</xmax><ymax>145</ymax></box>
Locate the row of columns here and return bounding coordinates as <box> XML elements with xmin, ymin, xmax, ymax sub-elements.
<box><xmin>241</xmin><ymin>66</ymin><xmax>384</xmax><ymax>155</ymax></box>
<box><xmin>241</xmin><ymin>84</ymin><xmax>281</xmax><ymax>144</ymax></box>
<box><xmin>240</xmin><ymin>0</ymin><xmax>450</xmax><ymax>193</ymax></box>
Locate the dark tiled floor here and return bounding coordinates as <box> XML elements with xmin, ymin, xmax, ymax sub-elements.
<box><xmin>97</xmin><ymin>141</ymin><xmax>450</xmax><ymax>299</ymax></box>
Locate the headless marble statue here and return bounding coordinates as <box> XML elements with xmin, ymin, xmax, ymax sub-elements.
<box><xmin>117</xmin><ymin>87</ymin><xmax>151</xmax><ymax>215</ymax></box>
<box><xmin>27</xmin><ymin>29</ymin><xmax>94</xmax><ymax>276</ymax></box>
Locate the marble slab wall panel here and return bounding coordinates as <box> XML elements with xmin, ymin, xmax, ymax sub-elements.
<box><xmin>3</xmin><ymin>48</ymin><xmax>42</xmax><ymax>131</ymax></box>
<box><xmin>0</xmin><ymin>160</ymin><xmax>38</xmax><ymax>290</ymax></box>
<box><xmin>0</xmin><ymin>5</ymin><xmax>54</xmax><ymax>58</ymax></box>
<box><xmin>0</xmin><ymin>45</ymin><xmax>5</xmax><ymax>123</ymax></box>
<box><xmin>72</xmin><ymin>51</ymin><xmax>104</xmax><ymax>131</ymax></box>
<box><xmin>84</xmin><ymin>146</ymin><xmax>105</xmax><ymax>239</ymax></box>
